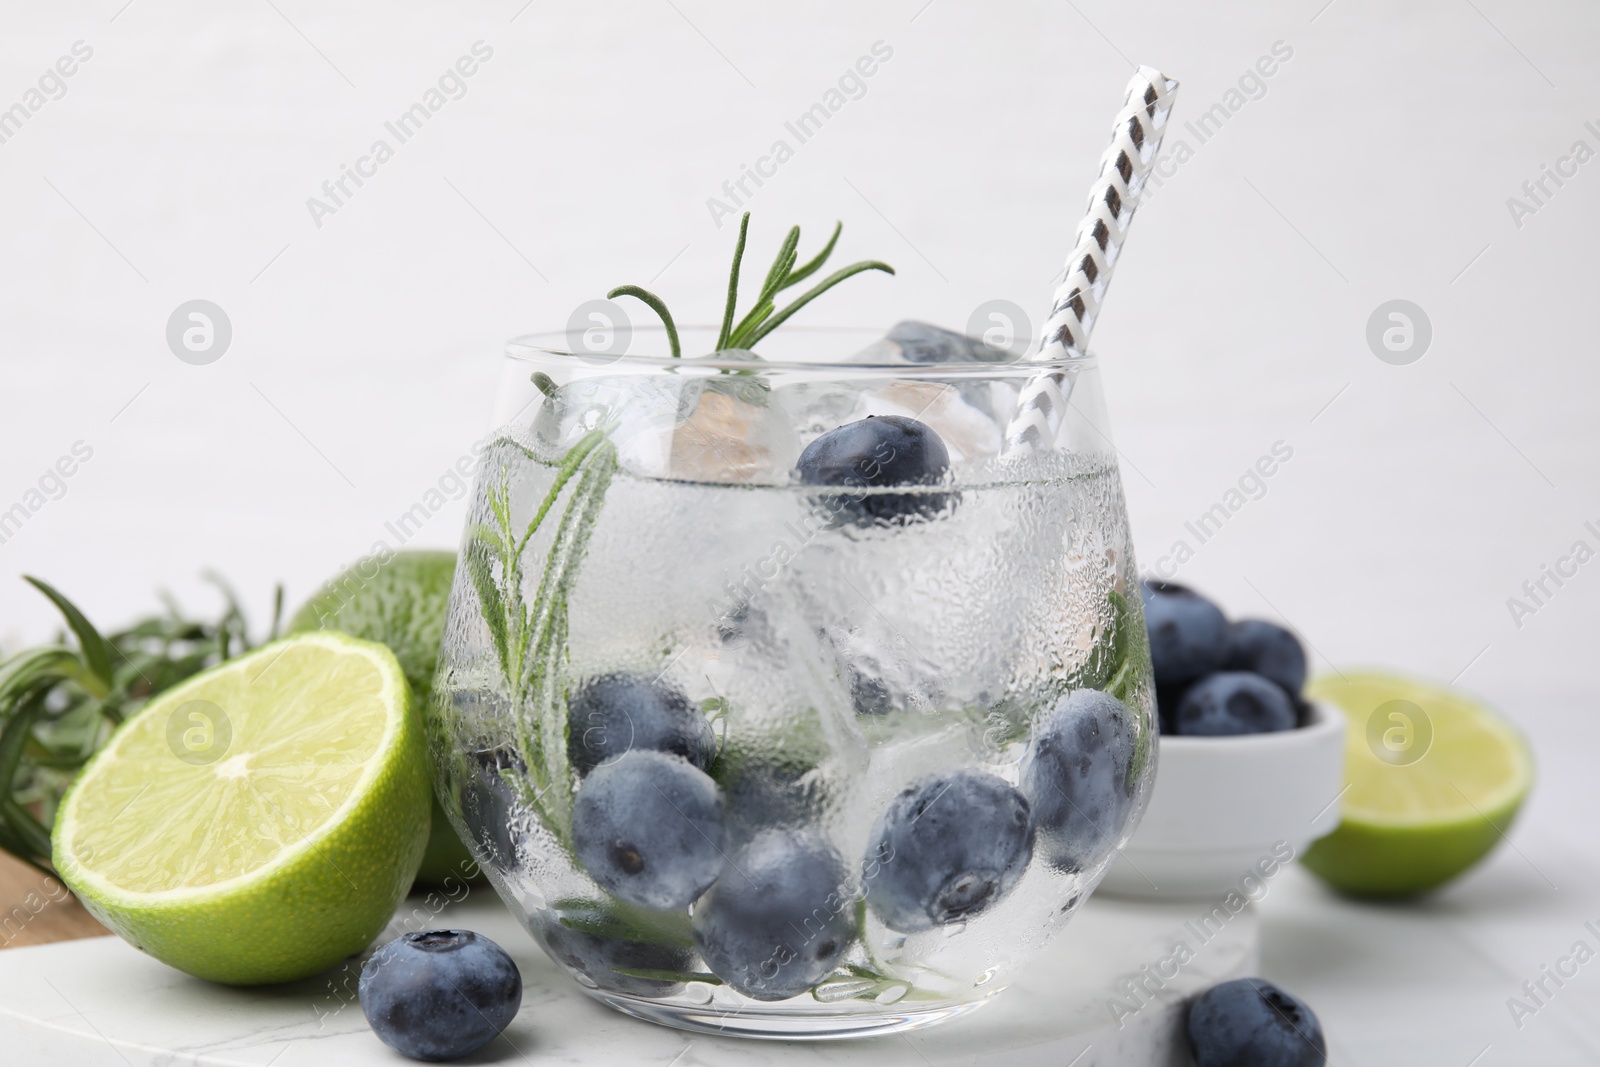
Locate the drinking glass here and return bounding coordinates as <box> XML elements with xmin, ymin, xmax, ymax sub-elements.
<box><xmin>430</xmin><ymin>326</ymin><xmax>1156</xmax><ymax>1038</ymax></box>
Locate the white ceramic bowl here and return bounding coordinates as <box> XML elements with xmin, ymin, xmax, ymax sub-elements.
<box><xmin>1097</xmin><ymin>702</ymin><xmax>1347</xmax><ymax>901</ymax></box>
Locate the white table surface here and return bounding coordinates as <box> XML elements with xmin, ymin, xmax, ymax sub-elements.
<box><xmin>0</xmin><ymin>887</ymin><xmax>1259</xmax><ymax>1066</ymax></box>
<box><xmin>1</xmin><ymin>2</ymin><xmax>1598</xmax><ymax>1064</ymax></box>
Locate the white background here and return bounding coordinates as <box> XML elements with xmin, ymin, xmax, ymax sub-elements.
<box><xmin>1</xmin><ymin>1</ymin><xmax>1597</xmax><ymax>1062</ymax></box>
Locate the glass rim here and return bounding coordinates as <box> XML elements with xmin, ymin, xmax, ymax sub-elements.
<box><xmin>504</xmin><ymin>325</ymin><xmax>1094</xmax><ymax>376</ymax></box>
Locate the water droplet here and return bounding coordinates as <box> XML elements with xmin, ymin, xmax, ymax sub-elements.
<box><xmin>813</xmin><ymin>980</ymin><xmax>875</xmax><ymax>1003</ymax></box>
<box><xmin>876</xmin><ymin>984</ymin><xmax>909</xmax><ymax>1004</ymax></box>
<box><xmin>942</xmin><ymin>921</ymin><xmax>968</xmax><ymax>938</ymax></box>
<box><xmin>974</xmin><ymin>966</ymin><xmax>998</xmax><ymax>987</ymax></box>
<box><xmin>682</xmin><ymin>982</ymin><xmax>714</xmax><ymax>1005</ymax></box>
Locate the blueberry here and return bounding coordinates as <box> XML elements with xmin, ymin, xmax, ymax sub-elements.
<box><xmin>714</xmin><ymin>599</ymin><xmax>768</xmax><ymax>650</ymax></box>
<box><xmin>1187</xmin><ymin>977</ymin><xmax>1326</xmax><ymax>1067</ymax></box>
<box><xmin>795</xmin><ymin>415</ymin><xmax>951</xmax><ymax>522</ymax></box>
<box><xmin>572</xmin><ymin>750</ymin><xmax>726</xmax><ymax>910</ymax></box>
<box><xmin>863</xmin><ymin>769</ymin><xmax>1034</xmax><ymax>932</ymax></box>
<box><xmin>827</xmin><ymin>627</ymin><xmax>941</xmax><ymax>716</ymax></box>
<box><xmin>849</xmin><ymin>665</ymin><xmax>895</xmax><ymax>716</ymax></box>
<box><xmin>1174</xmin><ymin>672</ymin><xmax>1297</xmax><ymax>736</ymax></box>
<box><xmin>359</xmin><ymin>930</ymin><xmax>522</xmax><ymax>1062</ymax></box>
<box><xmin>1222</xmin><ymin>619</ymin><xmax>1308</xmax><ymax>696</ymax></box>
<box><xmin>692</xmin><ymin>829</ymin><xmax>855</xmax><ymax>1000</ymax></box>
<box><xmin>567</xmin><ymin>673</ymin><xmax>716</xmax><ymax>776</ymax></box>
<box><xmin>535</xmin><ymin>920</ymin><xmax>695</xmax><ymax>998</ymax></box>
<box><xmin>716</xmin><ymin>751</ymin><xmax>827</xmax><ymax>841</ymax></box>
<box><xmin>464</xmin><ymin>749</ymin><xmax>523</xmax><ymax>870</ymax></box>
<box><xmin>1141</xmin><ymin>580</ymin><xmax>1228</xmax><ymax>686</ymax></box>
<box><xmin>1021</xmin><ymin>690</ymin><xmax>1137</xmax><ymax>871</ymax></box>
<box><xmin>1155</xmin><ymin>683</ymin><xmax>1187</xmax><ymax>736</ymax></box>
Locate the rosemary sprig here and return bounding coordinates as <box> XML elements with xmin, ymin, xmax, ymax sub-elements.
<box><xmin>468</xmin><ymin>430</ymin><xmax>619</xmax><ymax>843</ymax></box>
<box><xmin>604</xmin><ymin>214</ymin><xmax>893</xmax><ymax>358</ymax></box>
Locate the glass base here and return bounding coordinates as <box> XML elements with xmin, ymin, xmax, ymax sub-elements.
<box><xmin>584</xmin><ymin>987</ymin><xmax>999</xmax><ymax>1040</ymax></box>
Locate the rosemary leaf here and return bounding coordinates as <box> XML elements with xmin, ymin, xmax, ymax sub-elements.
<box><xmin>715</xmin><ymin>212</ymin><xmax>751</xmax><ymax>351</ymax></box>
<box><xmin>780</xmin><ymin>221</ymin><xmax>842</xmax><ymax>290</ymax></box>
<box><xmin>607</xmin><ymin>285</ymin><xmax>680</xmax><ymax>359</ymax></box>
<box><xmin>745</xmin><ymin>260</ymin><xmax>896</xmax><ymax>348</ymax></box>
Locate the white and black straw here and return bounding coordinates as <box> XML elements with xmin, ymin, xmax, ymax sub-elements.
<box><xmin>1003</xmin><ymin>66</ymin><xmax>1179</xmax><ymax>453</ymax></box>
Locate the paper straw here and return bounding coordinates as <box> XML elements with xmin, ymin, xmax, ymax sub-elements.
<box><xmin>1003</xmin><ymin>66</ymin><xmax>1179</xmax><ymax>452</ymax></box>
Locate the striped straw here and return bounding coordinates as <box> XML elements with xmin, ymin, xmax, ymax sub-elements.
<box><xmin>1003</xmin><ymin>66</ymin><xmax>1179</xmax><ymax>453</ymax></box>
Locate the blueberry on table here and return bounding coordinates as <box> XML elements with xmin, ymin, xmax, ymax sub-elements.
<box><xmin>1175</xmin><ymin>672</ymin><xmax>1297</xmax><ymax>736</ymax></box>
<box><xmin>795</xmin><ymin>414</ymin><xmax>952</xmax><ymax>522</ymax></box>
<box><xmin>1155</xmin><ymin>683</ymin><xmax>1187</xmax><ymax>736</ymax></box>
<box><xmin>1141</xmin><ymin>580</ymin><xmax>1229</xmax><ymax>686</ymax></box>
<box><xmin>863</xmin><ymin>769</ymin><xmax>1035</xmax><ymax>932</ymax></box>
<box><xmin>1021</xmin><ymin>689</ymin><xmax>1137</xmax><ymax>871</ymax></box>
<box><xmin>692</xmin><ymin>829</ymin><xmax>855</xmax><ymax>1000</ymax></box>
<box><xmin>359</xmin><ymin>930</ymin><xmax>522</xmax><ymax>1062</ymax></box>
<box><xmin>535</xmin><ymin>921</ymin><xmax>696</xmax><ymax>998</ymax></box>
<box><xmin>1222</xmin><ymin>619</ymin><xmax>1308</xmax><ymax>696</ymax></box>
<box><xmin>572</xmin><ymin>750</ymin><xmax>726</xmax><ymax>910</ymax></box>
<box><xmin>1187</xmin><ymin>977</ymin><xmax>1326</xmax><ymax>1067</ymax></box>
<box><xmin>567</xmin><ymin>672</ymin><xmax>716</xmax><ymax>776</ymax></box>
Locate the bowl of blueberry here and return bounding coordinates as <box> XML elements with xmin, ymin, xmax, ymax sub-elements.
<box><xmin>1097</xmin><ymin>580</ymin><xmax>1346</xmax><ymax>900</ymax></box>
<box><xmin>427</xmin><ymin>246</ymin><xmax>1163</xmax><ymax>1038</ymax></box>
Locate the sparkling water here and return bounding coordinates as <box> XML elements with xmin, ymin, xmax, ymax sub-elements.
<box><xmin>432</xmin><ymin>405</ymin><xmax>1155</xmax><ymax>1033</ymax></box>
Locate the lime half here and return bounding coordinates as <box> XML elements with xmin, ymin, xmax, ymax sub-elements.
<box><xmin>53</xmin><ymin>632</ymin><xmax>431</xmax><ymax>984</ymax></box>
<box><xmin>1301</xmin><ymin>671</ymin><xmax>1534</xmax><ymax>897</ymax></box>
<box><xmin>289</xmin><ymin>549</ymin><xmax>477</xmax><ymax>886</ymax></box>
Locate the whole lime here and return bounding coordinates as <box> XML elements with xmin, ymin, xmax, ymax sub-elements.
<box><xmin>290</xmin><ymin>549</ymin><xmax>477</xmax><ymax>885</ymax></box>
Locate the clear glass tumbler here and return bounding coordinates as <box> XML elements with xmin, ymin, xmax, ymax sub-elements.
<box><xmin>430</xmin><ymin>326</ymin><xmax>1156</xmax><ymax>1038</ymax></box>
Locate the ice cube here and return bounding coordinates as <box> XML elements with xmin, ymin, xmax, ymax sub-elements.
<box><xmin>821</xmin><ymin>322</ymin><xmax>1024</xmax><ymax>462</ymax></box>
<box><xmin>824</xmin><ymin>624</ymin><xmax>943</xmax><ymax>718</ymax></box>
<box><xmin>885</xmin><ymin>320</ymin><xmax>1017</xmax><ymax>364</ymax></box>
<box><xmin>859</xmin><ymin>380</ymin><xmax>1005</xmax><ymax>465</ymax></box>
<box><xmin>529</xmin><ymin>373</ymin><xmax>693</xmax><ymax>461</ymax></box>
<box><xmin>530</xmin><ymin>373</ymin><xmax>800</xmax><ymax>484</ymax></box>
<box><xmin>664</xmin><ymin>376</ymin><xmax>801</xmax><ymax>484</ymax></box>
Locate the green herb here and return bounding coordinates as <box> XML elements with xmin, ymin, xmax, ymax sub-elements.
<box><xmin>612</xmin><ymin>966</ymin><xmax>724</xmax><ymax>985</ymax></box>
<box><xmin>605</xmin><ymin>214</ymin><xmax>894</xmax><ymax>359</ymax></box>
<box><xmin>468</xmin><ymin>430</ymin><xmax>618</xmax><ymax>841</ymax></box>
<box><xmin>551</xmin><ymin>895</ymin><xmax>695</xmax><ymax>949</ymax></box>
<box><xmin>0</xmin><ymin>574</ymin><xmax>280</xmax><ymax>873</ymax></box>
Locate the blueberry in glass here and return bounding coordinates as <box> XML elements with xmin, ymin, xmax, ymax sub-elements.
<box><xmin>795</xmin><ymin>415</ymin><xmax>951</xmax><ymax>523</ymax></box>
<box><xmin>1021</xmin><ymin>689</ymin><xmax>1137</xmax><ymax>871</ymax></box>
<box><xmin>863</xmin><ymin>769</ymin><xmax>1034</xmax><ymax>932</ymax></box>
<box><xmin>572</xmin><ymin>750</ymin><xmax>725</xmax><ymax>910</ymax></box>
<box><xmin>692</xmin><ymin>829</ymin><xmax>855</xmax><ymax>1000</ymax></box>
<box><xmin>567</xmin><ymin>673</ymin><xmax>716</xmax><ymax>776</ymax></box>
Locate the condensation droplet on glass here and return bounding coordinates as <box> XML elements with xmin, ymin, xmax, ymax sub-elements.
<box><xmin>974</xmin><ymin>966</ymin><xmax>998</xmax><ymax>987</ymax></box>
<box><xmin>682</xmin><ymin>982</ymin><xmax>714</xmax><ymax>1005</ymax></box>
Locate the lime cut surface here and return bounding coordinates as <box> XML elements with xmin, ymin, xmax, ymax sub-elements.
<box><xmin>1301</xmin><ymin>670</ymin><xmax>1534</xmax><ymax>897</ymax></box>
<box><xmin>289</xmin><ymin>549</ymin><xmax>477</xmax><ymax>885</ymax></box>
<box><xmin>53</xmin><ymin>632</ymin><xmax>431</xmax><ymax>984</ymax></box>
